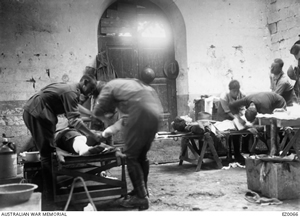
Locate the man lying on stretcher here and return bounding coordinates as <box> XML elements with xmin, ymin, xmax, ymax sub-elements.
<box><xmin>54</xmin><ymin>115</ymin><xmax>126</xmax><ymax>162</ymax></box>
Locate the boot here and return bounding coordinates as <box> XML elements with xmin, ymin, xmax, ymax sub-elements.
<box><xmin>122</xmin><ymin>158</ymin><xmax>148</xmax><ymax>209</ymax></box>
<box><xmin>127</xmin><ymin>159</ymin><xmax>150</xmax><ymax>197</ymax></box>
<box><xmin>127</xmin><ymin>159</ymin><xmax>149</xmax><ymax>197</ymax></box>
<box><xmin>127</xmin><ymin>189</ymin><xmax>136</xmax><ymax>196</ymax></box>
<box><xmin>121</xmin><ymin>195</ymin><xmax>149</xmax><ymax>210</ymax></box>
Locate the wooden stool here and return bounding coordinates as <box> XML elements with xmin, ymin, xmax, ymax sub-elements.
<box><xmin>51</xmin><ymin>152</ymin><xmax>127</xmax><ymax>205</ymax></box>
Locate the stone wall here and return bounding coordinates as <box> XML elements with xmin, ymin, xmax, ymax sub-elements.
<box><xmin>0</xmin><ymin>0</ymin><xmax>300</xmax><ymax>148</ymax></box>
<box><xmin>266</xmin><ymin>0</ymin><xmax>300</xmax><ymax>67</ymax></box>
<box><xmin>0</xmin><ymin>100</ymin><xmax>29</xmax><ymax>152</ymax></box>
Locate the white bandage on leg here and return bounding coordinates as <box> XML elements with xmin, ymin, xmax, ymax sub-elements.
<box><xmin>72</xmin><ymin>135</ymin><xmax>90</xmax><ymax>156</ymax></box>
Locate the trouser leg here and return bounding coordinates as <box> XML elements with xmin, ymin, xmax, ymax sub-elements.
<box><xmin>40</xmin><ymin>156</ymin><xmax>54</xmax><ymax>202</ymax></box>
<box><xmin>140</xmin><ymin>159</ymin><xmax>150</xmax><ymax>196</ymax></box>
<box><xmin>23</xmin><ymin>111</ymin><xmax>56</xmax><ymax>209</ymax></box>
<box><xmin>232</xmin><ymin>135</ymin><xmax>241</xmax><ymax>159</ymax></box>
<box><xmin>141</xmin><ymin>159</ymin><xmax>150</xmax><ymax>188</ymax></box>
<box><xmin>128</xmin><ymin>158</ymin><xmax>150</xmax><ymax>197</ymax></box>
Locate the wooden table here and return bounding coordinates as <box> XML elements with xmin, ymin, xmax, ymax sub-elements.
<box><xmin>258</xmin><ymin>116</ymin><xmax>300</xmax><ymax>157</ymax></box>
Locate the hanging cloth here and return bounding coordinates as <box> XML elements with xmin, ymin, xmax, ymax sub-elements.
<box><xmin>96</xmin><ymin>46</ymin><xmax>118</xmax><ymax>82</ymax></box>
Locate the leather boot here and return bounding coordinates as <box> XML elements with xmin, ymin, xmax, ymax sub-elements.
<box><xmin>127</xmin><ymin>189</ymin><xmax>136</xmax><ymax>196</ymax></box>
<box><xmin>121</xmin><ymin>158</ymin><xmax>149</xmax><ymax>210</ymax></box>
<box><xmin>122</xmin><ymin>185</ymin><xmax>149</xmax><ymax>210</ymax></box>
<box><xmin>122</xmin><ymin>195</ymin><xmax>149</xmax><ymax>210</ymax></box>
<box><xmin>127</xmin><ymin>159</ymin><xmax>150</xmax><ymax>197</ymax></box>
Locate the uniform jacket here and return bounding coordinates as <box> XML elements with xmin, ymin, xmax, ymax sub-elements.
<box><xmin>93</xmin><ymin>78</ymin><xmax>163</xmax><ymax>118</ymax></box>
<box><xmin>229</xmin><ymin>92</ymin><xmax>286</xmax><ymax>114</ymax></box>
<box><xmin>23</xmin><ymin>82</ymin><xmax>84</xmax><ymax>128</ymax></box>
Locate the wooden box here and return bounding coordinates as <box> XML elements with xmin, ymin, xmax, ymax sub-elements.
<box><xmin>246</xmin><ymin>158</ymin><xmax>300</xmax><ymax>200</ymax></box>
<box><xmin>245</xmin><ymin>158</ymin><xmax>263</xmax><ymax>193</ymax></box>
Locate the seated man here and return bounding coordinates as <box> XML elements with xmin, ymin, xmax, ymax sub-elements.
<box><xmin>287</xmin><ymin>65</ymin><xmax>300</xmax><ymax>104</ymax></box>
<box><xmin>216</xmin><ymin>79</ymin><xmax>247</xmax><ymax>164</ymax></box>
<box><xmin>289</xmin><ymin>41</ymin><xmax>300</xmax><ymax>103</ymax></box>
<box><xmin>269</xmin><ymin>58</ymin><xmax>297</xmax><ymax>106</ymax></box>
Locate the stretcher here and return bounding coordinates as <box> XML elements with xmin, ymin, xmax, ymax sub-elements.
<box><xmin>159</xmin><ymin>128</ymin><xmax>255</xmax><ymax>172</ymax></box>
<box><xmin>179</xmin><ymin>132</ymin><xmax>223</xmax><ymax>171</ymax></box>
<box><xmin>51</xmin><ymin>150</ymin><xmax>127</xmax><ymax>205</ymax></box>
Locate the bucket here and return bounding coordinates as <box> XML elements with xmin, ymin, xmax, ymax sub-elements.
<box><xmin>0</xmin><ymin>141</ymin><xmax>17</xmax><ymax>180</ymax></box>
<box><xmin>0</xmin><ymin>152</ymin><xmax>17</xmax><ymax>180</ymax></box>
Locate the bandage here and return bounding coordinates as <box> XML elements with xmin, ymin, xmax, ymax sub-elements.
<box><xmin>73</xmin><ymin>135</ymin><xmax>89</xmax><ymax>155</ymax></box>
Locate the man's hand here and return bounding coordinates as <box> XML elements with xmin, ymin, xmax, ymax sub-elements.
<box><xmin>102</xmin><ymin>127</ymin><xmax>114</xmax><ymax>138</ymax></box>
<box><xmin>95</xmin><ymin>132</ymin><xmax>107</xmax><ymax>143</ymax></box>
<box><xmin>115</xmin><ymin>149</ymin><xmax>126</xmax><ymax>158</ymax></box>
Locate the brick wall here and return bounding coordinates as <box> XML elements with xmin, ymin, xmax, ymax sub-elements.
<box><xmin>266</xmin><ymin>0</ymin><xmax>300</xmax><ymax>66</ymax></box>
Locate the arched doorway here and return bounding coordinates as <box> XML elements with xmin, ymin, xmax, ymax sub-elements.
<box><xmin>97</xmin><ymin>0</ymin><xmax>178</xmax><ymax>132</ymax></box>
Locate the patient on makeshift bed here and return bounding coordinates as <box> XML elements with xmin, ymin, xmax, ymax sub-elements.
<box><xmin>54</xmin><ymin>115</ymin><xmax>125</xmax><ymax>162</ymax></box>
<box><xmin>54</xmin><ymin>127</ymin><xmax>111</xmax><ymax>156</ymax></box>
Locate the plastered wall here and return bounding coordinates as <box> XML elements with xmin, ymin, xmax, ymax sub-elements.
<box><xmin>174</xmin><ymin>0</ymin><xmax>300</xmax><ymax>114</ymax></box>
<box><xmin>0</xmin><ymin>0</ymin><xmax>300</xmax><ymax>146</ymax></box>
<box><xmin>178</xmin><ymin>0</ymin><xmax>269</xmax><ymax>99</ymax></box>
<box><xmin>0</xmin><ymin>0</ymin><xmax>105</xmax><ymax>146</ymax></box>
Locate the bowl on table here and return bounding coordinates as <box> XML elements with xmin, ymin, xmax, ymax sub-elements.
<box><xmin>0</xmin><ymin>183</ymin><xmax>38</xmax><ymax>206</ymax></box>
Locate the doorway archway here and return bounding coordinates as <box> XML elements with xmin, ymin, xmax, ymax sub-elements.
<box><xmin>97</xmin><ymin>0</ymin><xmax>188</xmax><ymax>132</ymax></box>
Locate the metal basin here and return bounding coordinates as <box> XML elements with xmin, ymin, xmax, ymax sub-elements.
<box><xmin>21</xmin><ymin>151</ymin><xmax>40</xmax><ymax>162</ymax></box>
<box><xmin>0</xmin><ymin>183</ymin><xmax>38</xmax><ymax>206</ymax></box>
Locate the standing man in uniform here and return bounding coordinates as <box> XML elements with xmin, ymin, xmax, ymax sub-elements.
<box><xmin>23</xmin><ymin>72</ymin><xmax>102</xmax><ymax>207</ymax></box>
<box><xmin>93</xmin><ymin>68</ymin><xmax>163</xmax><ymax>210</ymax></box>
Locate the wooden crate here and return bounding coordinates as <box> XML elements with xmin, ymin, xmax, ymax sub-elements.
<box><xmin>246</xmin><ymin>158</ymin><xmax>300</xmax><ymax>200</ymax></box>
<box><xmin>245</xmin><ymin>158</ymin><xmax>263</xmax><ymax>193</ymax></box>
